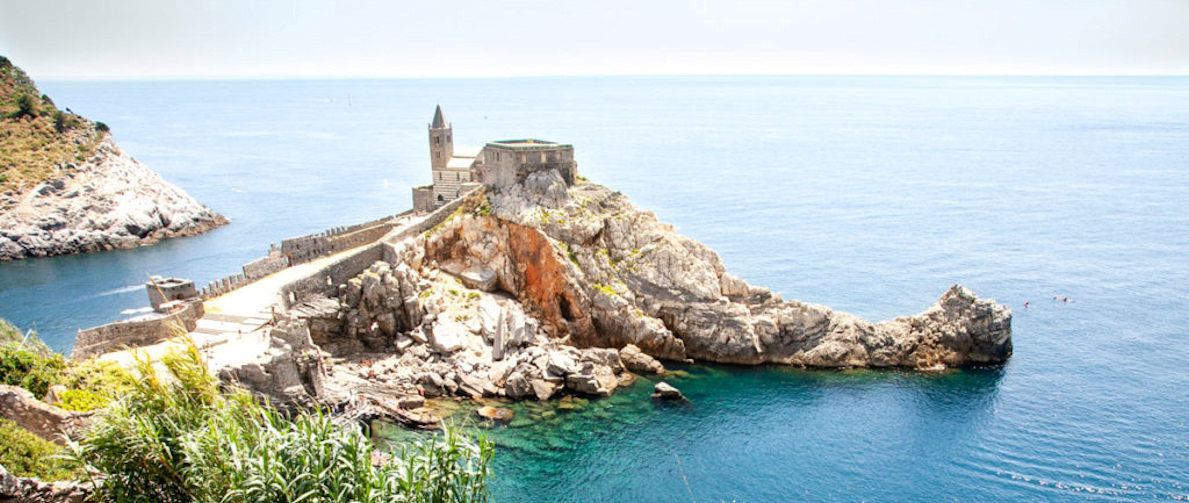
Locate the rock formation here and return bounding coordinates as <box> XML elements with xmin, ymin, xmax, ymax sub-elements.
<box><xmin>0</xmin><ymin>385</ymin><xmax>89</xmax><ymax>444</ymax></box>
<box><xmin>226</xmin><ymin>169</ymin><xmax>1011</xmax><ymax>407</ymax></box>
<box><xmin>0</xmin><ymin>55</ymin><xmax>226</xmax><ymax>260</ymax></box>
<box><xmin>1</xmin><ymin>462</ymin><xmax>91</xmax><ymax>503</ymax></box>
<box><xmin>0</xmin><ymin>136</ymin><xmax>227</xmax><ymax>260</ymax></box>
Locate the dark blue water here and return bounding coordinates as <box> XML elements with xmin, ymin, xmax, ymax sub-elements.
<box><xmin>2</xmin><ymin>76</ymin><xmax>1187</xmax><ymax>501</ymax></box>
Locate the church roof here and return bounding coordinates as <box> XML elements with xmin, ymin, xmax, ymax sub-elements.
<box><xmin>431</xmin><ymin>105</ymin><xmax>447</xmax><ymax>129</ymax></box>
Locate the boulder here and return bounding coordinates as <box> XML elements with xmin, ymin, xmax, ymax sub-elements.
<box><xmin>652</xmin><ymin>382</ymin><xmax>685</xmax><ymax>401</ymax></box>
<box><xmin>619</xmin><ymin>344</ymin><xmax>665</xmax><ymax>374</ymax></box>
<box><xmin>430</xmin><ymin>321</ymin><xmax>467</xmax><ymax>353</ymax></box>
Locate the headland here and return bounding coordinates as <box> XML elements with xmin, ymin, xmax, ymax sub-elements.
<box><xmin>70</xmin><ymin>106</ymin><xmax>1012</xmax><ymax>422</ymax></box>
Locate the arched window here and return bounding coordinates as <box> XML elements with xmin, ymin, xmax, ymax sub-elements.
<box><xmin>437</xmin><ymin>194</ymin><xmax>444</xmax><ymax>202</ymax></box>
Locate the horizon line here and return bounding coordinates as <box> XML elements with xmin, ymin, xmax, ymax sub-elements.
<box><xmin>37</xmin><ymin>72</ymin><xmax>1189</xmax><ymax>83</ymax></box>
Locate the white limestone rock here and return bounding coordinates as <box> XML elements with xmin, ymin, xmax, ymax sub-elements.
<box><xmin>0</xmin><ymin>136</ymin><xmax>226</xmax><ymax>260</ymax></box>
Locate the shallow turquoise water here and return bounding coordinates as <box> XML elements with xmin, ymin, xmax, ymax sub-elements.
<box><xmin>2</xmin><ymin>76</ymin><xmax>1187</xmax><ymax>500</ymax></box>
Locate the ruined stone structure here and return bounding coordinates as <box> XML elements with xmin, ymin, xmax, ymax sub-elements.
<box><xmin>481</xmin><ymin>139</ymin><xmax>576</xmax><ymax>188</ymax></box>
<box><xmin>146</xmin><ymin>276</ymin><xmax>197</xmax><ymax>311</ymax></box>
<box><xmin>411</xmin><ymin>106</ymin><xmax>577</xmax><ymax>212</ymax></box>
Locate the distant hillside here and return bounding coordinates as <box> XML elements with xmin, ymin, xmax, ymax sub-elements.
<box><xmin>0</xmin><ymin>55</ymin><xmax>105</xmax><ymax>204</ymax></box>
<box><xmin>0</xmin><ymin>55</ymin><xmax>227</xmax><ymax>260</ymax></box>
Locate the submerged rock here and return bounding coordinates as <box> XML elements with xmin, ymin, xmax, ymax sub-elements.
<box><xmin>477</xmin><ymin>406</ymin><xmax>515</xmax><ymax>421</ymax></box>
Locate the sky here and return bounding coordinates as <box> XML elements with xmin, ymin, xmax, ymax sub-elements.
<box><xmin>1</xmin><ymin>0</ymin><xmax>1187</xmax><ymax>79</ymax></box>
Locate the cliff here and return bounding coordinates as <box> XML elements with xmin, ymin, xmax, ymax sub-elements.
<box><xmin>233</xmin><ymin>170</ymin><xmax>1011</xmax><ymax>406</ymax></box>
<box><xmin>0</xmin><ymin>55</ymin><xmax>226</xmax><ymax>260</ymax></box>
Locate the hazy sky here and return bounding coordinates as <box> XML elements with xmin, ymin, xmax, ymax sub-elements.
<box><xmin>1</xmin><ymin>0</ymin><xmax>1186</xmax><ymax>79</ymax></box>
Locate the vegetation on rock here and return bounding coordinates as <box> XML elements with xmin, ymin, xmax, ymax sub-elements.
<box><xmin>0</xmin><ymin>417</ymin><xmax>78</xmax><ymax>481</ymax></box>
<box><xmin>0</xmin><ymin>54</ymin><xmax>104</xmax><ymax>198</ymax></box>
<box><xmin>0</xmin><ymin>319</ymin><xmax>134</xmax><ymax>409</ymax></box>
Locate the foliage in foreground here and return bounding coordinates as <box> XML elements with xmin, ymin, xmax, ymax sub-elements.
<box><xmin>0</xmin><ymin>319</ymin><xmax>135</xmax><ymax>411</ymax></box>
<box><xmin>66</xmin><ymin>341</ymin><xmax>494</xmax><ymax>503</ymax></box>
<box><xmin>0</xmin><ymin>339</ymin><xmax>66</xmax><ymax>398</ymax></box>
<box><xmin>0</xmin><ymin>418</ymin><xmax>78</xmax><ymax>481</ymax></box>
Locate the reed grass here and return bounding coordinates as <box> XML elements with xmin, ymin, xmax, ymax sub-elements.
<box><xmin>65</xmin><ymin>340</ymin><xmax>493</xmax><ymax>503</ymax></box>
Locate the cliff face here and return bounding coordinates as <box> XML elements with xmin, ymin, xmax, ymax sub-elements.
<box><xmin>270</xmin><ymin>170</ymin><xmax>1010</xmax><ymax>405</ymax></box>
<box><xmin>0</xmin><ymin>55</ymin><xmax>226</xmax><ymax>260</ymax></box>
<box><xmin>440</xmin><ymin>170</ymin><xmax>1011</xmax><ymax>368</ymax></box>
<box><xmin>0</xmin><ymin>136</ymin><xmax>227</xmax><ymax>260</ymax></box>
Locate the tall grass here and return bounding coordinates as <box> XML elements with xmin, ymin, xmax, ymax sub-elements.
<box><xmin>66</xmin><ymin>341</ymin><xmax>493</xmax><ymax>503</ymax></box>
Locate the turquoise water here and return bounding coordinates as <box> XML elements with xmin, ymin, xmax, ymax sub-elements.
<box><xmin>2</xmin><ymin>77</ymin><xmax>1187</xmax><ymax>500</ymax></box>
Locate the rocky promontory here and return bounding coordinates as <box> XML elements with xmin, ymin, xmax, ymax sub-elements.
<box><xmin>0</xmin><ymin>136</ymin><xmax>227</xmax><ymax>260</ymax></box>
<box><xmin>227</xmin><ymin>170</ymin><xmax>1011</xmax><ymax>407</ymax></box>
<box><xmin>0</xmin><ymin>55</ymin><xmax>226</xmax><ymax>260</ymax></box>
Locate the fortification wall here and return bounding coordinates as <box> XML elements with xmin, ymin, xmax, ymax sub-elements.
<box><xmin>275</xmin><ymin>243</ymin><xmax>386</xmax><ymax>310</ymax></box>
<box><xmin>412</xmin><ymin>185</ymin><xmax>434</xmax><ymax>212</ymax></box>
<box><xmin>276</xmin><ymin>186</ymin><xmax>484</xmax><ymax>312</ymax></box>
<box><xmin>72</xmin><ymin>300</ymin><xmax>204</xmax><ymax>360</ymax></box>
<box><xmin>200</xmin><ymin>273</ymin><xmax>252</xmax><ymax>300</ymax></box>
<box><xmin>282</xmin><ymin>212</ymin><xmax>410</xmax><ymax>265</ymax></box>
<box><xmin>243</xmin><ymin>254</ymin><xmax>289</xmax><ymax>280</ymax></box>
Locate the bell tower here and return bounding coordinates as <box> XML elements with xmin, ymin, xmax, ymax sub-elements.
<box><xmin>428</xmin><ymin>105</ymin><xmax>453</xmax><ymax>170</ymax></box>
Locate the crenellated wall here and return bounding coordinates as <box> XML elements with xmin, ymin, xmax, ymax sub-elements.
<box><xmin>276</xmin><ymin>186</ymin><xmax>485</xmax><ymax>311</ymax></box>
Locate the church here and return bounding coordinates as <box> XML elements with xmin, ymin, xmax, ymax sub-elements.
<box><xmin>411</xmin><ymin>106</ymin><xmax>578</xmax><ymax>213</ymax></box>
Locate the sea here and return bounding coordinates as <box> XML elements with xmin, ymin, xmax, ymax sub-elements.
<box><xmin>1</xmin><ymin>76</ymin><xmax>1186</xmax><ymax>501</ymax></box>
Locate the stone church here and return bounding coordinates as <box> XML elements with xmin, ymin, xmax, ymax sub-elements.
<box><xmin>412</xmin><ymin>106</ymin><xmax>578</xmax><ymax>212</ymax></box>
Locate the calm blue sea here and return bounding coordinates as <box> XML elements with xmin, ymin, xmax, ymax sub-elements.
<box><xmin>2</xmin><ymin>76</ymin><xmax>1187</xmax><ymax>501</ymax></box>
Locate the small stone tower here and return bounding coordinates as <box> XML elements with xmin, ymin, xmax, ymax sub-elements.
<box><xmin>428</xmin><ymin>105</ymin><xmax>453</xmax><ymax>172</ymax></box>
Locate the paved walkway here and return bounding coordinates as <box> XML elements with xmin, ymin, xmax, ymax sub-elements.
<box><xmin>99</xmin><ymin>213</ymin><xmax>427</xmax><ymax>371</ymax></box>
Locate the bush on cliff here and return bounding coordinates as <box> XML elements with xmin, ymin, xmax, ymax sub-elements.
<box><xmin>0</xmin><ymin>418</ymin><xmax>77</xmax><ymax>481</ymax></box>
<box><xmin>1</xmin><ymin>54</ymin><xmax>105</xmax><ymax>195</ymax></box>
<box><xmin>0</xmin><ymin>319</ymin><xmax>136</xmax><ymax>410</ymax></box>
<box><xmin>67</xmin><ymin>341</ymin><xmax>494</xmax><ymax>503</ymax></box>
<box><xmin>0</xmin><ymin>344</ymin><xmax>66</xmax><ymax>398</ymax></box>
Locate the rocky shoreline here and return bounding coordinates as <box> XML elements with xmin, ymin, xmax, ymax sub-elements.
<box><xmin>0</xmin><ymin>136</ymin><xmax>227</xmax><ymax>261</ymax></box>
<box><xmin>220</xmin><ymin>171</ymin><xmax>1012</xmax><ymax>414</ymax></box>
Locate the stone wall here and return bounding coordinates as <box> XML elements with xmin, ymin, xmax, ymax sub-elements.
<box><xmin>199</xmin><ymin>273</ymin><xmax>251</xmax><ymax>300</ymax></box>
<box><xmin>412</xmin><ymin>185</ymin><xmax>434</xmax><ymax>213</ymax></box>
<box><xmin>71</xmin><ymin>300</ymin><xmax>204</xmax><ymax>360</ymax></box>
<box><xmin>0</xmin><ymin>386</ymin><xmax>88</xmax><ymax>444</ymax></box>
<box><xmin>480</xmin><ymin>141</ymin><xmax>576</xmax><ymax>188</ymax></box>
<box><xmin>1</xmin><ymin>463</ymin><xmax>91</xmax><ymax>503</ymax></box>
<box><xmin>275</xmin><ymin>243</ymin><xmax>386</xmax><ymax>310</ymax></box>
<box><xmin>274</xmin><ymin>186</ymin><xmax>484</xmax><ymax>312</ymax></box>
<box><xmin>281</xmin><ymin>212</ymin><xmax>410</xmax><ymax>265</ymax></box>
<box><xmin>243</xmin><ymin>255</ymin><xmax>288</xmax><ymax>280</ymax></box>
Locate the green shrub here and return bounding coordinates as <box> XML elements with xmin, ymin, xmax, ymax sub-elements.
<box><xmin>0</xmin><ymin>345</ymin><xmax>66</xmax><ymax>397</ymax></box>
<box><xmin>58</xmin><ymin>358</ymin><xmax>137</xmax><ymax>399</ymax></box>
<box><xmin>55</xmin><ymin>388</ymin><xmax>110</xmax><ymax>412</ymax></box>
<box><xmin>52</xmin><ymin>110</ymin><xmax>68</xmax><ymax>133</ymax></box>
<box><xmin>10</xmin><ymin>93</ymin><xmax>37</xmax><ymax>119</ymax></box>
<box><xmin>94</xmin><ymin>121</ymin><xmax>109</xmax><ymax>133</ymax></box>
<box><xmin>67</xmin><ymin>341</ymin><xmax>494</xmax><ymax>503</ymax></box>
<box><xmin>0</xmin><ymin>319</ymin><xmax>52</xmax><ymax>357</ymax></box>
<box><xmin>0</xmin><ymin>418</ymin><xmax>77</xmax><ymax>481</ymax></box>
